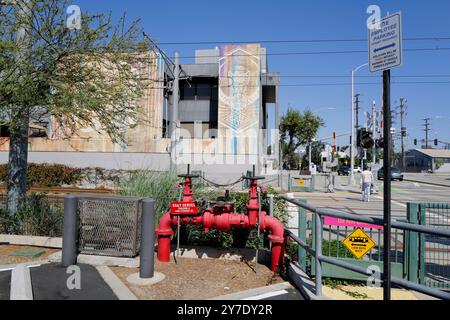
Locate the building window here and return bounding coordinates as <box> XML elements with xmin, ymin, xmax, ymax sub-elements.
<box><xmin>196</xmin><ymin>84</ymin><xmax>211</xmax><ymax>100</ymax></box>
<box><xmin>182</xmin><ymin>84</ymin><xmax>196</xmax><ymax>100</ymax></box>
<box><xmin>180</xmin><ymin>82</ymin><xmax>216</xmax><ymax>101</ymax></box>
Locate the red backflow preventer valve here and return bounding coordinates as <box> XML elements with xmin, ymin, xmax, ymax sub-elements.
<box><xmin>155</xmin><ymin>165</ymin><xmax>286</xmax><ymax>271</ymax></box>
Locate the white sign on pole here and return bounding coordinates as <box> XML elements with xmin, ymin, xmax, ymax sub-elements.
<box><xmin>368</xmin><ymin>12</ymin><xmax>403</xmax><ymax>73</ymax></box>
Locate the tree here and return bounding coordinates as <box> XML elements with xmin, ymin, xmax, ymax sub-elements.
<box><xmin>279</xmin><ymin>108</ymin><xmax>324</xmax><ymax>169</ymax></box>
<box><xmin>0</xmin><ymin>0</ymin><xmax>152</xmax><ymax>213</ymax></box>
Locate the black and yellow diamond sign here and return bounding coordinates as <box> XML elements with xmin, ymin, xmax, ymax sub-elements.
<box><xmin>342</xmin><ymin>228</ymin><xmax>376</xmax><ymax>260</ymax></box>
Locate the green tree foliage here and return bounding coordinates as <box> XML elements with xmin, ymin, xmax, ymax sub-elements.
<box><xmin>279</xmin><ymin>108</ymin><xmax>324</xmax><ymax>169</ymax></box>
<box><xmin>0</xmin><ymin>0</ymin><xmax>153</xmax><ymax>212</ymax></box>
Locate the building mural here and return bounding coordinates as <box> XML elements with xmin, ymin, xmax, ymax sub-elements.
<box><xmin>218</xmin><ymin>44</ymin><xmax>261</xmax><ymax>155</ymax></box>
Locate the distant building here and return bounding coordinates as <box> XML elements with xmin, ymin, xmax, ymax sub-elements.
<box><xmin>405</xmin><ymin>149</ymin><xmax>450</xmax><ymax>173</ymax></box>
<box><xmin>0</xmin><ymin>44</ymin><xmax>281</xmax><ymax>180</ymax></box>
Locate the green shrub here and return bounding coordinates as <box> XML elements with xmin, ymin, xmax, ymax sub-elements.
<box><xmin>118</xmin><ymin>170</ymin><xmax>289</xmax><ymax>250</ymax></box>
<box><xmin>0</xmin><ymin>193</ymin><xmax>64</xmax><ymax>237</ymax></box>
<box><xmin>0</xmin><ymin>163</ymin><xmax>83</xmax><ymax>187</ymax></box>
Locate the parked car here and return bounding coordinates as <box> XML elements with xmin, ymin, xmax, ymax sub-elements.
<box><xmin>377</xmin><ymin>167</ymin><xmax>404</xmax><ymax>181</ymax></box>
<box><xmin>353</xmin><ymin>167</ymin><xmax>362</xmax><ymax>173</ymax></box>
<box><xmin>337</xmin><ymin>166</ymin><xmax>350</xmax><ymax>176</ymax></box>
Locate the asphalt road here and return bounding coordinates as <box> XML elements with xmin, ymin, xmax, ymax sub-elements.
<box><xmin>31</xmin><ymin>263</ymin><xmax>117</xmax><ymax>300</ymax></box>
<box><xmin>302</xmin><ymin>177</ymin><xmax>450</xmax><ymax>220</ymax></box>
<box><xmin>0</xmin><ymin>270</ymin><xmax>11</xmax><ymax>300</ymax></box>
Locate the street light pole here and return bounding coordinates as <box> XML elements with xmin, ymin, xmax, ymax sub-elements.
<box><xmin>349</xmin><ymin>63</ymin><xmax>368</xmax><ymax>186</ymax></box>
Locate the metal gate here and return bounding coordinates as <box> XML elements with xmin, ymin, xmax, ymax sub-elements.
<box><xmin>414</xmin><ymin>203</ymin><xmax>450</xmax><ymax>289</ymax></box>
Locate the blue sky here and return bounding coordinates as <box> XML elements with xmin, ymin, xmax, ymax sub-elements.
<box><xmin>75</xmin><ymin>0</ymin><xmax>450</xmax><ymax>149</ymax></box>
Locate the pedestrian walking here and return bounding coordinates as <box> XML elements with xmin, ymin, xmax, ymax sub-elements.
<box><xmin>360</xmin><ymin>166</ymin><xmax>374</xmax><ymax>202</ymax></box>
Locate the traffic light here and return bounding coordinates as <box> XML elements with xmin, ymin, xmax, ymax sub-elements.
<box><xmin>434</xmin><ymin>139</ymin><xmax>438</xmax><ymax>146</ymax></box>
<box><xmin>414</xmin><ymin>139</ymin><xmax>417</xmax><ymax>146</ymax></box>
<box><xmin>359</xmin><ymin>128</ymin><xmax>374</xmax><ymax>149</ymax></box>
<box><xmin>375</xmin><ymin>137</ymin><xmax>384</xmax><ymax>148</ymax></box>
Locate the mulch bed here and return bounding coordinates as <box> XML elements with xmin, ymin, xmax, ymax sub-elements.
<box><xmin>112</xmin><ymin>257</ymin><xmax>285</xmax><ymax>300</ymax></box>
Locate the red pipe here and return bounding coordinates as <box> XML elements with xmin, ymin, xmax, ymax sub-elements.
<box><xmin>155</xmin><ymin>175</ymin><xmax>286</xmax><ymax>271</ymax></box>
<box><xmin>155</xmin><ymin>213</ymin><xmax>174</xmax><ymax>262</ymax></box>
<box><xmin>155</xmin><ymin>210</ymin><xmax>286</xmax><ymax>271</ymax></box>
<box><xmin>260</xmin><ymin>214</ymin><xmax>286</xmax><ymax>271</ymax></box>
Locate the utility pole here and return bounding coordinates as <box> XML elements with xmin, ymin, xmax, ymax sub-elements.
<box><xmin>423</xmin><ymin>118</ymin><xmax>431</xmax><ymax>149</ymax></box>
<box><xmin>355</xmin><ymin>94</ymin><xmax>361</xmax><ymax>132</ymax></box>
<box><xmin>399</xmin><ymin>98</ymin><xmax>407</xmax><ymax>170</ymax></box>
<box><xmin>355</xmin><ymin>94</ymin><xmax>361</xmax><ymax>168</ymax></box>
<box><xmin>372</xmin><ymin>101</ymin><xmax>377</xmax><ymax>167</ymax></box>
<box><xmin>170</xmin><ymin>52</ymin><xmax>180</xmax><ymax>171</ymax></box>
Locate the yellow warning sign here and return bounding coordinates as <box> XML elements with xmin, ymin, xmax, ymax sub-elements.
<box><xmin>298</xmin><ymin>180</ymin><xmax>305</xmax><ymax>187</ymax></box>
<box><xmin>342</xmin><ymin>228</ymin><xmax>376</xmax><ymax>260</ymax></box>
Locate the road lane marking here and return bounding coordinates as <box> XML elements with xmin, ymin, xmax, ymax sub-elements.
<box><xmin>241</xmin><ymin>289</ymin><xmax>289</xmax><ymax>300</ymax></box>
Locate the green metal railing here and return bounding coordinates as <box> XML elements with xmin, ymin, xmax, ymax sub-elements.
<box><xmin>407</xmin><ymin>203</ymin><xmax>450</xmax><ymax>290</ymax></box>
<box><xmin>295</xmin><ymin>200</ymin><xmax>405</xmax><ymax>281</ymax></box>
<box><xmin>283</xmin><ymin>195</ymin><xmax>450</xmax><ymax>300</ymax></box>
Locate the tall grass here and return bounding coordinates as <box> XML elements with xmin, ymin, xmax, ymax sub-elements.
<box><xmin>118</xmin><ymin>170</ymin><xmax>183</xmax><ymax>221</ymax></box>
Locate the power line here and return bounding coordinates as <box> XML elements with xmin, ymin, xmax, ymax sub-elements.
<box><xmin>232</xmin><ymin>81</ymin><xmax>450</xmax><ymax>87</ymax></box>
<box><xmin>156</xmin><ymin>36</ymin><xmax>450</xmax><ymax>46</ymax></box>
<box><xmin>144</xmin><ymin>80</ymin><xmax>450</xmax><ymax>89</ymax></box>
<box><xmin>160</xmin><ymin>47</ymin><xmax>450</xmax><ymax>60</ymax></box>
<box><xmin>227</xmin><ymin>74</ymin><xmax>450</xmax><ymax>78</ymax></box>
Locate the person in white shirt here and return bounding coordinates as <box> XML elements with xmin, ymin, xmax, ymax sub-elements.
<box><xmin>360</xmin><ymin>166</ymin><xmax>374</xmax><ymax>202</ymax></box>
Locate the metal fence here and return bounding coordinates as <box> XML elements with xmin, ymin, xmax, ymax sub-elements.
<box><xmin>282</xmin><ymin>195</ymin><xmax>450</xmax><ymax>300</ymax></box>
<box><xmin>0</xmin><ymin>193</ymin><xmax>65</xmax><ymax>237</ymax></box>
<box><xmin>288</xmin><ymin>175</ymin><xmax>315</xmax><ymax>193</ymax></box>
<box><xmin>407</xmin><ymin>203</ymin><xmax>450</xmax><ymax>289</ymax></box>
<box><xmin>295</xmin><ymin>202</ymin><xmax>406</xmax><ymax>281</ymax></box>
<box><xmin>76</xmin><ymin>195</ymin><xmax>142</xmax><ymax>258</ymax></box>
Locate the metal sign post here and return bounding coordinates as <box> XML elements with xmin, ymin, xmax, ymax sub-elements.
<box><xmin>382</xmin><ymin>69</ymin><xmax>392</xmax><ymax>300</ymax></box>
<box><xmin>368</xmin><ymin>11</ymin><xmax>402</xmax><ymax>301</ymax></box>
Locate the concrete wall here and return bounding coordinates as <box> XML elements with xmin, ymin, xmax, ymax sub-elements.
<box><xmin>0</xmin><ymin>151</ymin><xmax>260</xmax><ymax>184</ymax></box>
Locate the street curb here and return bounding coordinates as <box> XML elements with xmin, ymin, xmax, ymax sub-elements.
<box><xmin>208</xmin><ymin>282</ymin><xmax>293</xmax><ymax>300</ymax></box>
<box><xmin>48</xmin><ymin>251</ymin><xmax>140</xmax><ymax>268</ymax></box>
<box><xmin>0</xmin><ymin>260</ymin><xmax>49</xmax><ymax>272</ymax></box>
<box><xmin>10</xmin><ymin>264</ymin><xmax>33</xmax><ymax>300</ymax></box>
<box><xmin>96</xmin><ymin>266</ymin><xmax>138</xmax><ymax>300</ymax></box>
<box><xmin>0</xmin><ymin>235</ymin><xmax>62</xmax><ymax>248</ymax></box>
<box><xmin>287</xmin><ymin>262</ymin><xmax>331</xmax><ymax>300</ymax></box>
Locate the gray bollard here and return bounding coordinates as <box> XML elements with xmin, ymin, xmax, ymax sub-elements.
<box><xmin>140</xmin><ymin>199</ymin><xmax>156</xmax><ymax>279</ymax></box>
<box><xmin>62</xmin><ymin>195</ymin><xmax>78</xmax><ymax>267</ymax></box>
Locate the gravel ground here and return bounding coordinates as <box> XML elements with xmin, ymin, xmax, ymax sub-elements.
<box><xmin>0</xmin><ymin>244</ymin><xmax>59</xmax><ymax>265</ymax></box>
<box><xmin>112</xmin><ymin>257</ymin><xmax>284</xmax><ymax>300</ymax></box>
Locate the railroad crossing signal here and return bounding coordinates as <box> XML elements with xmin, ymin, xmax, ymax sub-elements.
<box><xmin>343</xmin><ymin>228</ymin><xmax>376</xmax><ymax>259</ymax></box>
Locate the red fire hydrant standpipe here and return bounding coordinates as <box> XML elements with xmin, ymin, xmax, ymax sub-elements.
<box><xmin>155</xmin><ymin>172</ymin><xmax>286</xmax><ymax>272</ymax></box>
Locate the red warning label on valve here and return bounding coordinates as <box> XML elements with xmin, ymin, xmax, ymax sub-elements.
<box><xmin>170</xmin><ymin>202</ymin><xmax>199</xmax><ymax>215</ymax></box>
